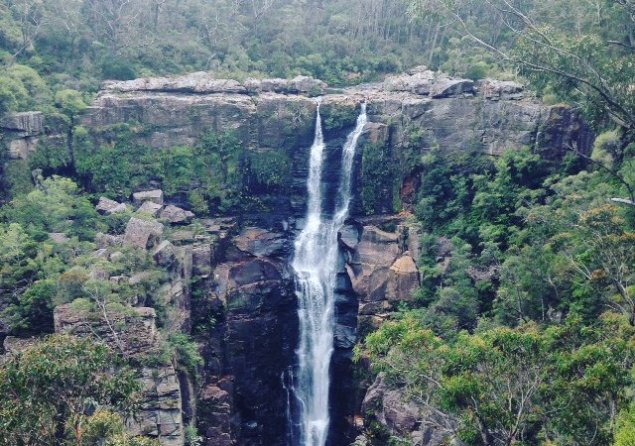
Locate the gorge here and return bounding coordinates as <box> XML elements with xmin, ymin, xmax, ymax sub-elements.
<box><xmin>0</xmin><ymin>68</ymin><xmax>594</xmax><ymax>446</ymax></box>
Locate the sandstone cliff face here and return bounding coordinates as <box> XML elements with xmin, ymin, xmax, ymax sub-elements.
<box><xmin>77</xmin><ymin>69</ymin><xmax>592</xmax><ymax>218</ymax></box>
<box><xmin>1</xmin><ymin>70</ymin><xmax>593</xmax><ymax>446</ymax></box>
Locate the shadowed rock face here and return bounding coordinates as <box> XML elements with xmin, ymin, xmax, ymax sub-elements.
<box><xmin>2</xmin><ymin>70</ymin><xmax>594</xmax><ymax>446</ymax></box>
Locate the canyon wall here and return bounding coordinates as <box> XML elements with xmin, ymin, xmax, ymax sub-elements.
<box><xmin>0</xmin><ymin>69</ymin><xmax>593</xmax><ymax>446</ymax></box>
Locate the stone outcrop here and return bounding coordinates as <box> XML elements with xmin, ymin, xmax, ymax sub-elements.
<box><xmin>343</xmin><ymin>221</ymin><xmax>421</xmax><ymax>331</ymax></box>
<box><xmin>53</xmin><ymin>304</ymin><xmax>185</xmax><ymax>446</ymax></box>
<box><xmin>160</xmin><ymin>205</ymin><xmax>195</xmax><ymax>224</ymax></box>
<box><xmin>244</xmin><ymin>75</ymin><xmax>327</xmax><ymax>95</ymax></box>
<box><xmin>191</xmin><ymin>224</ymin><xmax>296</xmax><ymax>446</ymax></box>
<box><xmin>383</xmin><ymin>68</ymin><xmax>474</xmax><ymax>98</ymax></box>
<box><xmin>133</xmin><ymin>189</ymin><xmax>165</xmax><ymax>205</ymax></box>
<box><xmin>102</xmin><ymin>72</ymin><xmax>328</xmax><ymax>97</ymax></box>
<box><xmin>124</xmin><ymin>217</ymin><xmax>164</xmax><ymax>249</ymax></box>
<box><xmin>1</xmin><ymin>111</ymin><xmax>44</xmax><ymax>159</ymax></box>
<box><xmin>54</xmin><ymin>304</ymin><xmax>159</xmax><ymax>356</ymax></box>
<box><xmin>386</xmin><ymin>254</ymin><xmax>420</xmax><ymax>303</ymax></box>
<box><xmin>138</xmin><ymin>200</ymin><xmax>163</xmax><ymax>216</ymax></box>
<box><xmin>130</xmin><ymin>366</ymin><xmax>185</xmax><ymax>446</ymax></box>
<box><xmin>103</xmin><ymin>72</ymin><xmax>248</xmax><ymax>95</ymax></box>
<box><xmin>480</xmin><ymin>79</ymin><xmax>525</xmax><ymax>100</ymax></box>
<box><xmin>362</xmin><ymin>374</ymin><xmax>452</xmax><ymax>446</ymax></box>
<box><xmin>96</xmin><ymin>197</ymin><xmax>128</xmax><ymax>214</ymax></box>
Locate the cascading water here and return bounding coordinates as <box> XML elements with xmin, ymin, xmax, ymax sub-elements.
<box><xmin>292</xmin><ymin>101</ymin><xmax>368</xmax><ymax>446</ymax></box>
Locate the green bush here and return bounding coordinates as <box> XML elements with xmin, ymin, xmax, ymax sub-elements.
<box><xmin>167</xmin><ymin>332</ymin><xmax>203</xmax><ymax>375</ymax></box>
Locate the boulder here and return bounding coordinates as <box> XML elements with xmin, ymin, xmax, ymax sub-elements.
<box><xmin>430</xmin><ymin>78</ymin><xmax>475</xmax><ymax>98</ymax></box>
<box><xmin>2</xmin><ymin>336</ymin><xmax>39</xmax><ymax>355</ymax></box>
<box><xmin>362</xmin><ymin>374</ymin><xmax>454</xmax><ymax>446</ymax></box>
<box><xmin>137</xmin><ymin>200</ymin><xmax>163</xmax><ymax>217</ymax></box>
<box><xmin>383</xmin><ymin>70</ymin><xmax>435</xmax><ymax>95</ymax></box>
<box><xmin>159</xmin><ymin>205</ymin><xmax>194</xmax><ymax>224</ymax></box>
<box><xmin>95</xmin><ymin>232</ymin><xmax>122</xmax><ymax>249</ymax></box>
<box><xmin>152</xmin><ymin>240</ymin><xmax>177</xmax><ymax>267</ymax></box>
<box><xmin>362</xmin><ymin>374</ymin><xmax>420</xmax><ymax>434</ymax></box>
<box><xmin>170</xmin><ymin>230</ymin><xmax>195</xmax><ymax>245</ymax></box>
<box><xmin>480</xmin><ymin>79</ymin><xmax>524</xmax><ymax>100</ymax></box>
<box><xmin>339</xmin><ymin>225</ymin><xmax>361</xmax><ymax>250</ymax></box>
<box><xmin>133</xmin><ymin>190</ymin><xmax>164</xmax><ymax>205</ymax></box>
<box><xmin>124</xmin><ymin>217</ymin><xmax>164</xmax><ymax>249</ymax></box>
<box><xmin>244</xmin><ymin>75</ymin><xmax>327</xmax><ymax>95</ymax></box>
<box><xmin>96</xmin><ymin>197</ymin><xmax>127</xmax><ymax>215</ymax></box>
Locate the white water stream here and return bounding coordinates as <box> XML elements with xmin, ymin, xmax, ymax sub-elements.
<box><xmin>292</xmin><ymin>102</ymin><xmax>367</xmax><ymax>446</ymax></box>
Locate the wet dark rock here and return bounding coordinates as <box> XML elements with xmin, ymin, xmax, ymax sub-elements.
<box><xmin>339</xmin><ymin>225</ymin><xmax>361</xmax><ymax>250</ymax></box>
<box><xmin>234</xmin><ymin>228</ymin><xmax>287</xmax><ymax>258</ymax></box>
<box><xmin>334</xmin><ymin>323</ymin><xmax>357</xmax><ymax>349</ymax></box>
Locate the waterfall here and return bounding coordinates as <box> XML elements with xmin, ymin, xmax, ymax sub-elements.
<box><xmin>292</xmin><ymin>102</ymin><xmax>368</xmax><ymax>446</ymax></box>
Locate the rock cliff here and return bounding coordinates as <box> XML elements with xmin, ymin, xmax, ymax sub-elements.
<box><xmin>0</xmin><ymin>69</ymin><xmax>593</xmax><ymax>446</ymax></box>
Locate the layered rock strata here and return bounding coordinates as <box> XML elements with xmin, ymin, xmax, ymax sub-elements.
<box><xmin>0</xmin><ymin>69</ymin><xmax>594</xmax><ymax>446</ymax></box>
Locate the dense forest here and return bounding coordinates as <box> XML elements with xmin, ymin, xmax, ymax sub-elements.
<box><xmin>1</xmin><ymin>1</ymin><xmax>635</xmax><ymax>446</ymax></box>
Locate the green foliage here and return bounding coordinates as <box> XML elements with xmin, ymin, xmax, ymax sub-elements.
<box><xmin>361</xmin><ymin>141</ymin><xmax>397</xmax><ymax>215</ymax></box>
<box><xmin>82</xmin><ymin>409</ymin><xmax>160</xmax><ymax>446</ymax></box>
<box><xmin>244</xmin><ymin>150</ymin><xmax>290</xmax><ymax>190</ymax></box>
<box><xmin>184</xmin><ymin>425</ymin><xmax>204</xmax><ymax>446</ymax></box>
<box><xmin>2</xmin><ymin>159</ymin><xmax>34</xmax><ymax>197</ymax></box>
<box><xmin>614</xmin><ymin>405</ymin><xmax>635</xmax><ymax>446</ymax></box>
<box><xmin>0</xmin><ymin>64</ymin><xmax>50</xmax><ymax>114</ymax></box>
<box><xmin>30</xmin><ymin>137</ymin><xmax>73</xmax><ymax>171</ymax></box>
<box><xmin>54</xmin><ymin>89</ymin><xmax>87</xmax><ymax>119</ymax></box>
<box><xmin>414</xmin><ymin>236</ymin><xmax>480</xmax><ymax>336</ymax></box>
<box><xmin>71</xmin><ymin>123</ymin><xmax>292</xmax><ymax>214</ymax></box>
<box><xmin>0</xmin><ymin>334</ymin><xmax>141</xmax><ymax>446</ymax></box>
<box><xmin>167</xmin><ymin>332</ymin><xmax>203</xmax><ymax>375</ymax></box>
<box><xmin>360</xmin><ymin>313</ymin><xmax>635</xmax><ymax>446</ymax></box>
<box><xmin>414</xmin><ymin>147</ymin><xmax>553</xmax><ymax>247</ymax></box>
<box><xmin>322</xmin><ymin>105</ymin><xmax>359</xmax><ymax>131</ymax></box>
<box><xmin>2</xmin><ymin>176</ymin><xmax>103</xmax><ymax>241</ymax></box>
